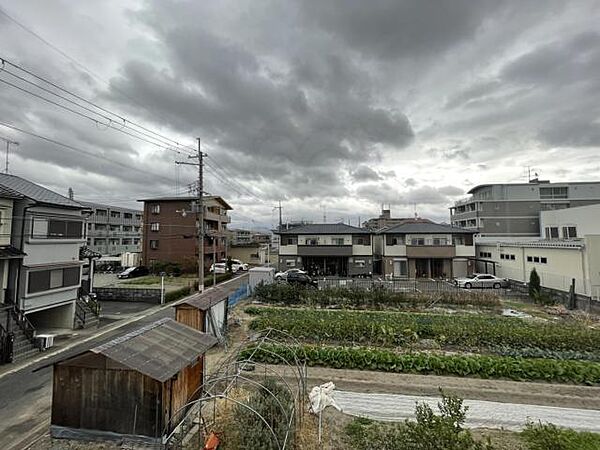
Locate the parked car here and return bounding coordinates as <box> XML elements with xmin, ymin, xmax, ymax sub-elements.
<box><xmin>117</xmin><ymin>266</ymin><xmax>149</xmax><ymax>279</ymax></box>
<box><xmin>274</xmin><ymin>268</ymin><xmax>306</xmax><ymax>281</ymax></box>
<box><xmin>220</xmin><ymin>259</ymin><xmax>249</xmax><ymax>272</ymax></box>
<box><xmin>454</xmin><ymin>273</ymin><xmax>508</xmax><ymax>289</ymax></box>
<box><xmin>209</xmin><ymin>262</ymin><xmax>227</xmax><ymax>274</ymax></box>
<box><xmin>286</xmin><ymin>271</ymin><xmax>317</xmax><ymax>287</ymax></box>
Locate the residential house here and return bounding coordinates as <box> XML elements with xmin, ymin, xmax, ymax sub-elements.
<box><xmin>376</xmin><ymin>221</ymin><xmax>476</xmax><ymax>278</ymax></box>
<box><xmin>450</xmin><ymin>179</ymin><xmax>600</xmax><ymax>240</ymax></box>
<box><xmin>138</xmin><ymin>196</ymin><xmax>232</xmax><ymax>271</ymax></box>
<box><xmin>0</xmin><ymin>174</ymin><xmax>87</xmax><ymax>329</ymax></box>
<box><xmin>81</xmin><ymin>202</ymin><xmax>142</xmax><ymax>255</ymax></box>
<box><xmin>276</xmin><ymin>223</ymin><xmax>373</xmax><ymax>277</ymax></box>
<box><xmin>0</xmin><ymin>186</ymin><xmax>26</xmax><ymax>305</ymax></box>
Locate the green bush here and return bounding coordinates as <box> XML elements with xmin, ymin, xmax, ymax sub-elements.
<box><xmin>521</xmin><ymin>421</ymin><xmax>600</xmax><ymax>450</ymax></box>
<box><xmin>252</xmin><ymin>283</ymin><xmax>501</xmax><ymax>309</ymax></box>
<box><xmin>346</xmin><ymin>393</ymin><xmax>494</xmax><ymax>450</ymax></box>
<box><xmin>240</xmin><ymin>344</ymin><xmax>600</xmax><ymax>384</ymax></box>
<box><xmin>164</xmin><ymin>286</ymin><xmax>191</xmax><ymax>303</ymax></box>
<box><xmin>529</xmin><ymin>269</ymin><xmax>541</xmax><ymax>299</ymax></box>
<box><xmin>204</xmin><ymin>271</ymin><xmax>233</xmax><ymax>287</ymax></box>
<box><xmin>246</xmin><ymin>307</ymin><xmax>600</xmax><ymax>353</ymax></box>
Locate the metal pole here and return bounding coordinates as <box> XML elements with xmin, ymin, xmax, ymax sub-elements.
<box><xmin>213</xmin><ymin>234</ymin><xmax>216</xmax><ymax>287</ymax></box>
<box><xmin>161</xmin><ymin>274</ymin><xmax>165</xmax><ymax>304</ymax></box>
<box><xmin>5</xmin><ymin>141</ymin><xmax>8</xmax><ymax>174</ymax></box>
<box><xmin>197</xmin><ymin>138</ymin><xmax>205</xmax><ymax>292</ymax></box>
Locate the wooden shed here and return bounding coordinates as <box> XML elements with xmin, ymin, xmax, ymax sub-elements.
<box><xmin>174</xmin><ymin>288</ymin><xmax>228</xmax><ymax>340</ymax></box>
<box><xmin>49</xmin><ymin>318</ymin><xmax>217</xmax><ymax>443</ymax></box>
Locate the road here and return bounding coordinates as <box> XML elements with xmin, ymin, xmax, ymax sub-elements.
<box><xmin>332</xmin><ymin>390</ymin><xmax>600</xmax><ymax>432</ymax></box>
<box><xmin>0</xmin><ymin>274</ymin><xmax>248</xmax><ymax>450</ymax></box>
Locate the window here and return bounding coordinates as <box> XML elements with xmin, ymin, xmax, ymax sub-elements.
<box><xmin>510</xmin><ymin>255</ymin><xmax>516</xmax><ymax>260</ymax></box>
<box><xmin>27</xmin><ymin>266</ymin><xmax>80</xmax><ymax>294</ymax></box>
<box><xmin>150</xmin><ymin>240</ymin><xmax>159</xmax><ymax>249</ymax></box>
<box><xmin>545</xmin><ymin>227</ymin><xmax>559</xmax><ymax>239</ymax></box>
<box><xmin>540</xmin><ymin>186</ymin><xmax>568</xmax><ymax>199</ymax></box>
<box><xmin>150</xmin><ymin>204</ymin><xmax>160</xmax><ymax>214</ymax></box>
<box><xmin>95</xmin><ymin>209</ymin><xmax>107</xmax><ymax>217</ymax></box>
<box><xmin>386</xmin><ymin>235</ymin><xmax>403</xmax><ymax>245</ymax></box>
<box><xmin>411</xmin><ymin>238</ymin><xmax>425</xmax><ymax>246</ymax></box>
<box><xmin>95</xmin><ymin>224</ymin><xmax>106</xmax><ymax>231</ymax></box>
<box><xmin>432</xmin><ymin>238</ymin><xmax>447</xmax><ymax>245</ymax></box>
<box><xmin>282</xmin><ymin>236</ymin><xmax>297</xmax><ymax>245</ymax></box>
<box><xmin>479</xmin><ymin>251</ymin><xmax>492</xmax><ymax>258</ymax></box>
<box><xmin>500</xmin><ymin>254</ymin><xmax>505</xmax><ymax>259</ymax></box>
<box><xmin>135</xmin><ymin>214</ymin><xmax>142</xmax><ymax>220</ymax></box>
<box><xmin>285</xmin><ymin>259</ymin><xmax>296</xmax><ymax>267</ymax></box>
<box><xmin>110</xmin><ymin>225</ymin><xmax>120</xmax><ymax>232</ymax></box>
<box><xmin>133</xmin><ymin>238</ymin><xmax>140</xmax><ymax>245</ymax></box>
<box><xmin>123</xmin><ymin>225</ymin><xmax>132</xmax><ymax>232</ymax></box>
<box><xmin>122</xmin><ymin>238</ymin><xmax>132</xmax><ymax>245</ymax></box>
<box><xmin>110</xmin><ymin>211</ymin><xmax>121</xmax><ymax>218</ymax></box>
<box><xmin>87</xmin><ymin>223</ymin><xmax>92</xmax><ymax>230</ymax></box>
<box><xmin>124</xmin><ymin>213</ymin><xmax>133</xmax><ymax>219</ymax></box>
<box><xmin>527</xmin><ymin>256</ymin><xmax>533</xmax><ymax>262</ymax></box>
<box><xmin>150</xmin><ymin>222</ymin><xmax>160</xmax><ymax>232</ymax></box>
<box><xmin>354</xmin><ymin>260</ymin><xmax>366</xmax><ymax>268</ymax></box>
<box><xmin>541</xmin><ymin>257</ymin><xmax>547</xmax><ymax>264</ymax></box>
<box><xmin>353</xmin><ymin>235</ymin><xmax>371</xmax><ymax>245</ymax></box>
<box><xmin>46</xmin><ymin>220</ymin><xmax>83</xmax><ymax>239</ymax></box>
<box><xmin>562</xmin><ymin>226</ymin><xmax>577</xmax><ymax>239</ymax></box>
<box><xmin>332</xmin><ymin>237</ymin><xmax>344</xmax><ymax>245</ymax></box>
<box><xmin>500</xmin><ymin>253</ymin><xmax>516</xmax><ymax>260</ymax></box>
<box><xmin>534</xmin><ymin>257</ymin><xmax>540</xmax><ymax>263</ymax></box>
<box><xmin>94</xmin><ymin>238</ymin><xmax>106</xmax><ymax>245</ymax></box>
<box><xmin>306</xmin><ymin>238</ymin><xmax>318</xmax><ymax>245</ymax></box>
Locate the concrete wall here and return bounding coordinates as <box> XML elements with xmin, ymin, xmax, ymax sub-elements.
<box><xmin>541</xmin><ymin>204</ymin><xmax>600</xmax><ymax>238</ymax></box>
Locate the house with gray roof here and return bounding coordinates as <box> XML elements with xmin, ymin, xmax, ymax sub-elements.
<box><xmin>276</xmin><ymin>223</ymin><xmax>374</xmax><ymax>276</ymax></box>
<box><xmin>376</xmin><ymin>220</ymin><xmax>476</xmax><ymax>278</ymax></box>
<box><xmin>0</xmin><ymin>173</ymin><xmax>88</xmax><ymax>338</ymax></box>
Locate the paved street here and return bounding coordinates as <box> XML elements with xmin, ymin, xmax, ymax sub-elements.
<box><xmin>0</xmin><ymin>274</ymin><xmax>248</xmax><ymax>450</ymax></box>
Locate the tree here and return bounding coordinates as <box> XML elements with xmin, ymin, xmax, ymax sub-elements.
<box><xmin>529</xmin><ymin>268</ymin><xmax>541</xmax><ymax>299</ymax></box>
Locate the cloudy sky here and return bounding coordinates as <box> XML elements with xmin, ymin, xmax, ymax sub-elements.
<box><xmin>1</xmin><ymin>1</ymin><xmax>599</xmax><ymax>229</ymax></box>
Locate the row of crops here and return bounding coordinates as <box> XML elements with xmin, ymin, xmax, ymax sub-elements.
<box><xmin>239</xmin><ymin>344</ymin><xmax>600</xmax><ymax>385</ymax></box>
<box><xmin>246</xmin><ymin>307</ymin><xmax>600</xmax><ymax>355</ymax></box>
<box><xmin>252</xmin><ymin>283</ymin><xmax>501</xmax><ymax>309</ymax></box>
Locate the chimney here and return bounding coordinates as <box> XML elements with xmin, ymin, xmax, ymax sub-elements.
<box><xmin>381</xmin><ymin>209</ymin><xmax>391</xmax><ymax>219</ymax></box>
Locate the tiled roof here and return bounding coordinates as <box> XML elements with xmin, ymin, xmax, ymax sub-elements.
<box><xmin>0</xmin><ymin>174</ymin><xmax>84</xmax><ymax>209</ymax></box>
<box><xmin>276</xmin><ymin>223</ymin><xmax>371</xmax><ymax>235</ymax></box>
<box><xmin>91</xmin><ymin>318</ymin><xmax>217</xmax><ymax>382</ymax></box>
<box><xmin>380</xmin><ymin>221</ymin><xmax>475</xmax><ymax>234</ymax></box>
<box><xmin>137</xmin><ymin>195</ymin><xmax>233</xmax><ymax>210</ymax></box>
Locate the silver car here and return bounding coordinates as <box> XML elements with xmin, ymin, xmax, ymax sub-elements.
<box><xmin>454</xmin><ymin>273</ymin><xmax>508</xmax><ymax>289</ymax></box>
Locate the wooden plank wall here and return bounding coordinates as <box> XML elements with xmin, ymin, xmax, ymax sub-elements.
<box><xmin>52</xmin><ymin>359</ymin><xmax>163</xmax><ymax>438</ymax></box>
<box><xmin>163</xmin><ymin>357</ymin><xmax>204</xmax><ymax>430</ymax></box>
<box><xmin>175</xmin><ymin>305</ymin><xmax>206</xmax><ymax>332</ymax></box>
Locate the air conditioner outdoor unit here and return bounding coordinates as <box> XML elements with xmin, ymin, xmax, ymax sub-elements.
<box><xmin>35</xmin><ymin>334</ymin><xmax>56</xmax><ymax>350</ymax></box>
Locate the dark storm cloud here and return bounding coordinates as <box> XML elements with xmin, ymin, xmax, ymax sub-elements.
<box><xmin>350</xmin><ymin>166</ymin><xmax>383</xmax><ymax>182</ymax></box>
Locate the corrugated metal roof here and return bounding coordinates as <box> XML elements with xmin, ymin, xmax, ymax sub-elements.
<box><xmin>0</xmin><ymin>184</ymin><xmax>25</xmax><ymax>199</ymax></box>
<box><xmin>91</xmin><ymin>318</ymin><xmax>217</xmax><ymax>382</ymax></box>
<box><xmin>277</xmin><ymin>223</ymin><xmax>370</xmax><ymax>235</ymax></box>
<box><xmin>380</xmin><ymin>221</ymin><xmax>475</xmax><ymax>234</ymax></box>
<box><xmin>0</xmin><ymin>174</ymin><xmax>84</xmax><ymax>209</ymax></box>
<box><xmin>176</xmin><ymin>289</ymin><xmax>228</xmax><ymax>311</ymax></box>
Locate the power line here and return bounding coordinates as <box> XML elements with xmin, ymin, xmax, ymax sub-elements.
<box><xmin>0</xmin><ymin>121</ymin><xmax>180</xmax><ymax>184</ymax></box>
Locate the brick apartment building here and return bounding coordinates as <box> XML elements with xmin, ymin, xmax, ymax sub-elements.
<box><xmin>138</xmin><ymin>196</ymin><xmax>232</xmax><ymax>272</ymax></box>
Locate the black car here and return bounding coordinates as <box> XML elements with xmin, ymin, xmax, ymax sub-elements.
<box><xmin>287</xmin><ymin>272</ymin><xmax>318</xmax><ymax>287</ymax></box>
<box><xmin>117</xmin><ymin>266</ymin><xmax>149</xmax><ymax>279</ymax></box>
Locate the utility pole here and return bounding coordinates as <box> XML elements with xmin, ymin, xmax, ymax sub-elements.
<box><xmin>0</xmin><ymin>137</ymin><xmax>19</xmax><ymax>174</ymax></box>
<box><xmin>176</xmin><ymin>138</ymin><xmax>205</xmax><ymax>292</ymax></box>
<box><xmin>273</xmin><ymin>201</ymin><xmax>283</xmax><ymax>232</ymax></box>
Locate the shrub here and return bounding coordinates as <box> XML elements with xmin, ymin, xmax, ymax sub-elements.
<box><xmin>164</xmin><ymin>286</ymin><xmax>191</xmax><ymax>303</ymax></box>
<box><xmin>346</xmin><ymin>393</ymin><xmax>494</xmax><ymax>450</ymax></box>
<box><xmin>529</xmin><ymin>269</ymin><xmax>541</xmax><ymax>299</ymax></box>
<box><xmin>521</xmin><ymin>421</ymin><xmax>600</xmax><ymax>450</ymax></box>
<box><xmin>204</xmin><ymin>272</ymin><xmax>233</xmax><ymax>287</ymax></box>
<box><xmin>240</xmin><ymin>344</ymin><xmax>600</xmax><ymax>385</ymax></box>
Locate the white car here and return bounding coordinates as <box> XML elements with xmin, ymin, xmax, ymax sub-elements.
<box><xmin>220</xmin><ymin>259</ymin><xmax>249</xmax><ymax>272</ymax></box>
<box><xmin>274</xmin><ymin>268</ymin><xmax>306</xmax><ymax>281</ymax></box>
<box><xmin>454</xmin><ymin>273</ymin><xmax>508</xmax><ymax>289</ymax></box>
<box><xmin>209</xmin><ymin>262</ymin><xmax>227</xmax><ymax>274</ymax></box>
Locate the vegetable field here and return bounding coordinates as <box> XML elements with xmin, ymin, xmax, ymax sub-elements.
<box><xmin>246</xmin><ymin>307</ymin><xmax>600</xmax><ymax>354</ymax></box>
<box><xmin>240</xmin><ymin>344</ymin><xmax>600</xmax><ymax>385</ymax></box>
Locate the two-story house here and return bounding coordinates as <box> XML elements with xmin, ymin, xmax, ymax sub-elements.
<box><xmin>376</xmin><ymin>221</ymin><xmax>476</xmax><ymax>278</ymax></box>
<box><xmin>0</xmin><ymin>186</ymin><xmax>26</xmax><ymax>305</ymax></box>
<box><xmin>0</xmin><ymin>174</ymin><xmax>87</xmax><ymax>329</ymax></box>
<box><xmin>276</xmin><ymin>224</ymin><xmax>373</xmax><ymax>277</ymax></box>
<box><xmin>138</xmin><ymin>196</ymin><xmax>232</xmax><ymax>271</ymax></box>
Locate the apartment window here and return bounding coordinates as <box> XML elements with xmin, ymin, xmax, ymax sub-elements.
<box><xmin>541</xmin><ymin>257</ymin><xmax>547</xmax><ymax>263</ymax></box>
<box><xmin>94</xmin><ymin>238</ymin><xmax>106</xmax><ymax>245</ymax></box>
<box><xmin>432</xmin><ymin>238</ymin><xmax>447</xmax><ymax>245</ymax></box>
<box><xmin>110</xmin><ymin>211</ymin><xmax>121</xmax><ymax>218</ymax></box>
<box><xmin>534</xmin><ymin>257</ymin><xmax>540</xmax><ymax>263</ymax></box>
<box><xmin>122</xmin><ymin>238</ymin><xmax>132</xmax><ymax>245</ymax></box>
<box><xmin>453</xmin><ymin>236</ymin><xmax>465</xmax><ymax>245</ymax></box>
<box><xmin>150</xmin><ymin>240</ymin><xmax>159</xmax><ymax>249</ymax></box>
<box><xmin>28</xmin><ymin>266</ymin><xmax>80</xmax><ymax>294</ymax></box>
<box><xmin>540</xmin><ymin>186</ymin><xmax>568</xmax><ymax>199</ymax></box>
<box><xmin>562</xmin><ymin>226</ymin><xmax>577</xmax><ymax>239</ymax></box>
<box><xmin>411</xmin><ymin>238</ymin><xmax>425</xmax><ymax>246</ymax></box>
<box><xmin>527</xmin><ymin>256</ymin><xmax>533</xmax><ymax>262</ymax></box>
<box><xmin>150</xmin><ymin>222</ymin><xmax>160</xmax><ymax>232</ymax></box>
<box><xmin>135</xmin><ymin>214</ymin><xmax>142</xmax><ymax>220</ymax></box>
<box><xmin>544</xmin><ymin>227</ymin><xmax>559</xmax><ymax>239</ymax></box>
<box><xmin>123</xmin><ymin>225</ymin><xmax>132</xmax><ymax>232</ymax></box>
<box><xmin>134</xmin><ymin>226</ymin><xmax>140</xmax><ymax>232</ymax></box>
<box><xmin>282</xmin><ymin>236</ymin><xmax>298</xmax><ymax>245</ymax></box>
<box><xmin>386</xmin><ymin>235</ymin><xmax>403</xmax><ymax>245</ymax></box>
<box><xmin>110</xmin><ymin>225</ymin><xmax>120</xmax><ymax>232</ymax></box>
<box><xmin>306</xmin><ymin>238</ymin><xmax>318</xmax><ymax>245</ymax></box>
<box><xmin>354</xmin><ymin>260</ymin><xmax>366</xmax><ymax>268</ymax></box>
<box><xmin>479</xmin><ymin>251</ymin><xmax>492</xmax><ymax>258</ymax></box>
<box><xmin>87</xmin><ymin>223</ymin><xmax>92</xmax><ymax>230</ymax></box>
<box><xmin>510</xmin><ymin>254</ymin><xmax>515</xmax><ymax>260</ymax></box>
<box><xmin>500</xmin><ymin>254</ymin><xmax>516</xmax><ymax>260</ymax></box>
<box><xmin>332</xmin><ymin>237</ymin><xmax>345</xmax><ymax>245</ymax></box>
<box><xmin>133</xmin><ymin>238</ymin><xmax>140</xmax><ymax>245</ymax></box>
<box><xmin>150</xmin><ymin>204</ymin><xmax>160</xmax><ymax>214</ymax></box>
<box><xmin>124</xmin><ymin>212</ymin><xmax>133</xmax><ymax>219</ymax></box>
<box><xmin>95</xmin><ymin>209</ymin><xmax>107</xmax><ymax>217</ymax></box>
<box><xmin>95</xmin><ymin>224</ymin><xmax>106</xmax><ymax>231</ymax></box>
<box><xmin>353</xmin><ymin>235</ymin><xmax>371</xmax><ymax>245</ymax></box>
<box><xmin>47</xmin><ymin>220</ymin><xmax>83</xmax><ymax>239</ymax></box>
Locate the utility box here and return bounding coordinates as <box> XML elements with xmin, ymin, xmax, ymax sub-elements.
<box><xmin>248</xmin><ymin>266</ymin><xmax>276</xmax><ymax>291</ymax></box>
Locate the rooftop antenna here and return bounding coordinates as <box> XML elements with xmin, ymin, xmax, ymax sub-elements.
<box><xmin>0</xmin><ymin>136</ymin><xmax>19</xmax><ymax>174</ymax></box>
<box><xmin>68</xmin><ymin>187</ymin><xmax>74</xmax><ymax>200</ymax></box>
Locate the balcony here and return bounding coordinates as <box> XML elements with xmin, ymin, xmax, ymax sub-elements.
<box><xmin>406</xmin><ymin>245</ymin><xmax>456</xmax><ymax>258</ymax></box>
<box><xmin>204</xmin><ymin>211</ymin><xmax>231</xmax><ymax>223</ymax></box>
<box><xmin>297</xmin><ymin>245</ymin><xmax>352</xmax><ymax>257</ymax></box>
